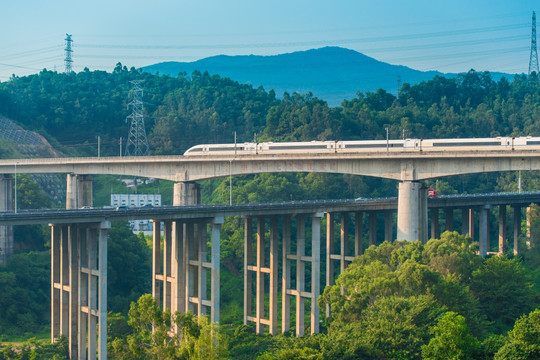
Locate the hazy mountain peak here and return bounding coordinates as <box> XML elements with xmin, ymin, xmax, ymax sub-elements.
<box><xmin>143</xmin><ymin>47</ymin><xmax>445</xmax><ymax>106</ymax></box>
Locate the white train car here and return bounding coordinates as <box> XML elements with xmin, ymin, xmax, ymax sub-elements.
<box><xmin>183</xmin><ymin>136</ymin><xmax>540</xmax><ymax>156</ymax></box>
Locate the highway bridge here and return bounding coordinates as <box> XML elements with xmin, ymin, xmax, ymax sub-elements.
<box><xmin>0</xmin><ymin>192</ymin><xmax>538</xmax><ymax>359</ymax></box>
<box><xmin>1</xmin><ymin>141</ymin><xmax>540</xmax><ymax>359</ymax></box>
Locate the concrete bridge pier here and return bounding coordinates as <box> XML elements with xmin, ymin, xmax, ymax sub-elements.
<box><xmin>0</xmin><ymin>174</ymin><xmax>13</xmax><ymax>265</ymax></box>
<box><xmin>66</xmin><ymin>174</ymin><xmax>93</xmax><ymax>209</ymax></box>
<box><xmin>50</xmin><ymin>221</ymin><xmax>110</xmax><ymax>360</ymax></box>
<box><xmin>430</xmin><ymin>208</ymin><xmax>440</xmax><ymax>240</ymax></box>
<box><xmin>479</xmin><ymin>205</ymin><xmax>491</xmax><ymax>257</ymax></box>
<box><xmin>245</xmin><ymin>213</ymin><xmax>322</xmax><ymax>336</ymax></box>
<box><xmin>513</xmin><ymin>206</ymin><xmax>521</xmax><ymax>255</ymax></box>
<box><xmin>397</xmin><ymin>181</ymin><xmax>428</xmax><ymax>242</ymax></box>
<box><xmin>152</xmin><ymin>216</ymin><xmax>222</xmax><ymax>323</ymax></box>
<box><xmin>173</xmin><ymin>181</ymin><xmax>201</xmax><ymax>206</ymax></box>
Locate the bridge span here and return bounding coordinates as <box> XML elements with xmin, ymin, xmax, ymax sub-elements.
<box><xmin>0</xmin><ymin>193</ymin><xmax>538</xmax><ymax>359</ymax></box>
<box><xmin>1</xmin><ymin>147</ymin><xmax>540</xmax><ymax>245</ymax></box>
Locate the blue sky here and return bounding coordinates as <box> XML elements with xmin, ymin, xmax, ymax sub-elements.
<box><xmin>0</xmin><ymin>0</ymin><xmax>538</xmax><ymax>81</ymax></box>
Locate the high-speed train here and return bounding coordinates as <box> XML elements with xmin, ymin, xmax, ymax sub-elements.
<box><xmin>183</xmin><ymin>136</ymin><xmax>540</xmax><ymax>156</ymax></box>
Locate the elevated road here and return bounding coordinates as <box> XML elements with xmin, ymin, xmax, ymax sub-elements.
<box><xmin>1</xmin><ymin>192</ymin><xmax>538</xmax><ymax>226</ymax></box>
<box><xmin>0</xmin><ymin>148</ymin><xmax>540</xmax><ymax>181</ymax></box>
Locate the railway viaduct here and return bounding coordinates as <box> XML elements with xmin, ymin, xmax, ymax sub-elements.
<box><xmin>0</xmin><ymin>147</ymin><xmax>540</xmax><ymax>359</ymax></box>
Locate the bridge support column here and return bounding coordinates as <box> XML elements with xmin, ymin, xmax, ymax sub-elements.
<box><xmin>513</xmin><ymin>206</ymin><xmax>521</xmax><ymax>255</ymax></box>
<box><xmin>431</xmin><ymin>209</ymin><xmax>440</xmax><ymax>240</ymax></box>
<box><xmin>340</xmin><ymin>213</ymin><xmax>349</xmax><ymax>274</ymax></box>
<box><xmin>499</xmin><ymin>205</ymin><xmax>507</xmax><ymax>254</ymax></box>
<box><xmin>369</xmin><ymin>212</ymin><xmax>377</xmax><ymax>246</ymax></box>
<box><xmin>244</xmin><ymin>217</ymin><xmax>253</xmax><ymax>325</ymax></box>
<box><xmin>282</xmin><ymin>216</ymin><xmax>291</xmax><ymax>331</ymax></box>
<box><xmin>397</xmin><ymin>181</ymin><xmax>427</xmax><ymax>242</ymax></box>
<box><xmin>326</xmin><ymin>212</ymin><xmax>356</xmax><ymax>292</ymax></box>
<box><xmin>469</xmin><ymin>209</ymin><xmax>475</xmax><ymax>240</ymax></box>
<box><xmin>479</xmin><ymin>206</ymin><xmax>490</xmax><ymax>258</ymax></box>
<box><xmin>51</xmin><ymin>221</ymin><xmax>109</xmax><ymax>360</ymax></box>
<box><xmin>355</xmin><ymin>212</ymin><xmax>363</xmax><ymax>256</ymax></box>
<box><xmin>66</xmin><ymin>174</ymin><xmax>93</xmax><ymax>209</ymax></box>
<box><xmin>0</xmin><ymin>174</ymin><xmax>13</xmax><ymax>265</ymax></box>
<box><xmin>445</xmin><ymin>209</ymin><xmax>454</xmax><ymax>231</ymax></box>
<box><xmin>325</xmin><ymin>213</ymin><xmax>334</xmax><ymax>318</ymax></box>
<box><xmin>173</xmin><ymin>181</ymin><xmax>201</xmax><ymax>206</ymax></box>
<box><xmin>245</xmin><ymin>216</ymin><xmax>278</xmax><ymax>334</ymax></box>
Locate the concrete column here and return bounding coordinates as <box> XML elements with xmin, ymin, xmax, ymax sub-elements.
<box><xmin>66</xmin><ymin>174</ymin><xmax>93</xmax><ymax>209</ymax></box>
<box><xmin>462</xmin><ymin>208</ymin><xmax>469</xmax><ymax>236</ymax></box>
<box><xmin>340</xmin><ymin>212</ymin><xmax>348</xmax><ymax>273</ymax></box>
<box><xmin>152</xmin><ymin>220</ymin><xmax>161</xmax><ymax>305</ymax></box>
<box><xmin>51</xmin><ymin>225</ymin><xmax>61</xmax><ymax>342</ymax></box>
<box><xmin>196</xmin><ymin>221</ymin><xmax>207</xmax><ymax>316</ymax></box>
<box><xmin>77</xmin><ymin>226</ymin><xmax>88</xmax><ymax>359</ymax></box>
<box><xmin>514</xmin><ymin>206</ymin><xmax>521</xmax><ymax>255</ymax></box>
<box><xmin>171</xmin><ymin>220</ymin><xmax>185</xmax><ymax>317</ymax></box>
<box><xmin>369</xmin><ymin>212</ymin><xmax>377</xmax><ymax>246</ymax></box>
<box><xmin>60</xmin><ymin>226</ymin><xmax>69</xmax><ymax>338</ymax></box>
<box><xmin>269</xmin><ymin>217</ymin><xmax>278</xmax><ymax>335</ymax></box>
<box><xmin>499</xmin><ymin>205</ymin><xmax>507</xmax><ymax>254</ymax></box>
<box><xmin>311</xmin><ymin>214</ymin><xmax>322</xmax><ymax>335</ymax></box>
<box><xmin>384</xmin><ymin>212</ymin><xmax>393</xmax><ymax>242</ymax></box>
<box><xmin>98</xmin><ymin>221</ymin><xmax>110</xmax><ymax>360</ymax></box>
<box><xmin>68</xmin><ymin>226</ymin><xmax>79</xmax><ymax>357</ymax></box>
<box><xmin>244</xmin><ymin>217</ymin><xmax>252</xmax><ymax>325</ymax></box>
<box><xmin>296</xmin><ymin>216</ymin><xmax>305</xmax><ymax>336</ymax></box>
<box><xmin>325</xmin><ymin>212</ymin><xmax>334</xmax><ymax>319</ymax></box>
<box><xmin>397</xmin><ymin>181</ymin><xmax>428</xmax><ymax>242</ymax></box>
<box><xmin>163</xmin><ymin>221</ymin><xmax>172</xmax><ymax>310</ymax></box>
<box><xmin>173</xmin><ymin>181</ymin><xmax>201</xmax><ymax>206</ymax></box>
<box><xmin>0</xmin><ymin>174</ymin><xmax>13</xmax><ymax>265</ymax></box>
<box><xmin>210</xmin><ymin>216</ymin><xmax>223</xmax><ymax>324</ymax></box>
<box><xmin>256</xmin><ymin>217</ymin><xmax>265</xmax><ymax>334</ymax></box>
<box><xmin>282</xmin><ymin>216</ymin><xmax>291</xmax><ymax>333</ymax></box>
<box><xmin>469</xmin><ymin>209</ymin><xmax>475</xmax><ymax>240</ymax></box>
<box><xmin>185</xmin><ymin>222</ymin><xmax>196</xmax><ymax>313</ymax></box>
<box><xmin>479</xmin><ymin>206</ymin><xmax>490</xmax><ymax>258</ymax></box>
<box><xmin>88</xmin><ymin>227</ymin><xmax>98</xmax><ymax>360</ymax></box>
<box><xmin>445</xmin><ymin>209</ymin><xmax>454</xmax><ymax>232</ymax></box>
<box><xmin>431</xmin><ymin>208</ymin><xmax>440</xmax><ymax>240</ymax></box>
<box><xmin>355</xmin><ymin>212</ymin><xmax>363</xmax><ymax>256</ymax></box>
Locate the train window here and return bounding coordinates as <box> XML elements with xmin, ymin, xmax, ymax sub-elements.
<box><xmin>345</xmin><ymin>143</ymin><xmax>387</xmax><ymax>148</ymax></box>
<box><xmin>432</xmin><ymin>141</ymin><xmax>500</xmax><ymax>147</ymax></box>
<box><xmin>527</xmin><ymin>140</ymin><xmax>540</xmax><ymax>145</ymax></box>
<box><xmin>268</xmin><ymin>145</ymin><xmax>328</xmax><ymax>150</ymax></box>
<box><xmin>209</xmin><ymin>147</ymin><xmax>236</xmax><ymax>152</ymax></box>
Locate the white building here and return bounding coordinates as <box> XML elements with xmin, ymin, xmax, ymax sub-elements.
<box><xmin>110</xmin><ymin>194</ymin><xmax>161</xmax><ymax>232</ymax></box>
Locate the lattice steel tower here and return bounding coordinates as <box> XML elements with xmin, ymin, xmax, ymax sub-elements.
<box><xmin>64</xmin><ymin>34</ymin><xmax>73</xmax><ymax>74</ymax></box>
<box><xmin>125</xmin><ymin>80</ymin><xmax>150</xmax><ymax>156</ymax></box>
<box><xmin>529</xmin><ymin>12</ymin><xmax>539</xmax><ymax>76</ymax></box>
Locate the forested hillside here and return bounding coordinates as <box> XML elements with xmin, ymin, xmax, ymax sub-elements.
<box><xmin>1</xmin><ymin>66</ymin><xmax>540</xmax><ymax>359</ymax></box>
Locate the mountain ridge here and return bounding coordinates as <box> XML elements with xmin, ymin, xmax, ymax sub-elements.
<box><xmin>144</xmin><ymin>47</ymin><xmax>511</xmax><ymax>107</ymax></box>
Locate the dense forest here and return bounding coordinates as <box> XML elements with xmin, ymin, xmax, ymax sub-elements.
<box><xmin>1</xmin><ymin>66</ymin><xmax>540</xmax><ymax>359</ymax></box>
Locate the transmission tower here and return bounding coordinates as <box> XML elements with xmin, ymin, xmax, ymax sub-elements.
<box><xmin>64</xmin><ymin>34</ymin><xmax>73</xmax><ymax>74</ymax></box>
<box><xmin>125</xmin><ymin>80</ymin><xmax>150</xmax><ymax>156</ymax></box>
<box><xmin>529</xmin><ymin>12</ymin><xmax>539</xmax><ymax>76</ymax></box>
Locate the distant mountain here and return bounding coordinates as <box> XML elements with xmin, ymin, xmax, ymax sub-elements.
<box><xmin>142</xmin><ymin>47</ymin><xmax>510</xmax><ymax>107</ymax></box>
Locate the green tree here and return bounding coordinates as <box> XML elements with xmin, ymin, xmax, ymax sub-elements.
<box><xmin>421</xmin><ymin>311</ymin><xmax>480</xmax><ymax>360</ymax></box>
<box><xmin>470</xmin><ymin>256</ymin><xmax>535</xmax><ymax>333</ymax></box>
<box><xmin>494</xmin><ymin>309</ymin><xmax>540</xmax><ymax>360</ymax></box>
<box><xmin>111</xmin><ymin>294</ymin><xmax>227</xmax><ymax>360</ymax></box>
